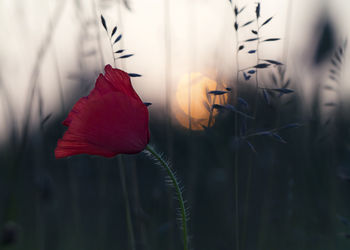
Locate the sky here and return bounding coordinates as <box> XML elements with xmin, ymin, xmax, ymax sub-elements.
<box><xmin>0</xmin><ymin>0</ymin><xmax>349</xmax><ymax>140</ymax></box>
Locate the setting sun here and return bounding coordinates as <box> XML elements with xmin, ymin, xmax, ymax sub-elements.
<box><xmin>174</xmin><ymin>72</ymin><xmax>227</xmax><ymax>130</ymax></box>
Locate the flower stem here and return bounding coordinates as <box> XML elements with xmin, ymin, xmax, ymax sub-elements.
<box><xmin>118</xmin><ymin>156</ymin><xmax>136</xmax><ymax>250</ymax></box>
<box><xmin>145</xmin><ymin>145</ymin><xmax>189</xmax><ymax>250</ymax></box>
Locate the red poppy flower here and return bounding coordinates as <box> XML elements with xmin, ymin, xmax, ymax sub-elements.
<box><xmin>55</xmin><ymin>64</ymin><xmax>150</xmax><ymax>158</ymax></box>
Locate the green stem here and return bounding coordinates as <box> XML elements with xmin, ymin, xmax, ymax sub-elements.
<box><xmin>145</xmin><ymin>145</ymin><xmax>189</xmax><ymax>250</ymax></box>
<box><xmin>118</xmin><ymin>156</ymin><xmax>136</xmax><ymax>250</ymax></box>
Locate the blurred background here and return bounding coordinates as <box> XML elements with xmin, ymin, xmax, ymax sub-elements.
<box><xmin>1</xmin><ymin>0</ymin><xmax>350</xmax><ymax>249</ymax></box>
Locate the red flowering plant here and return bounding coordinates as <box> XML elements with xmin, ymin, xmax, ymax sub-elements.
<box><xmin>55</xmin><ymin>65</ymin><xmax>149</xmax><ymax>158</ymax></box>
<box><xmin>55</xmin><ymin>16</ymin><xmax>189</xmax><ymax>250</ymax></box>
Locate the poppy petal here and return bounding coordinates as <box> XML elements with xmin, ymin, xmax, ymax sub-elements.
<box><xmin>55</xmin><ymin>66</ymin><xmax>149</xmax><ymax>158</ymax></box>
<box><xmin>103</xmin><ymin>65</ymin><xmax>141</xmax><ymax>101</ymax></box>
<box><xmin>62</xmin><ymin>96</ymin><xmax>88</xmax><ymax>127</ymax></box>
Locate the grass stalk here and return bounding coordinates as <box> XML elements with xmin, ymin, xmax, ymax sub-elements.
<box><xmin>91</xmin><ymin>0</ymin><xmax>105</xmax><ymax>70</ymax></box>
<box><xmin>116</xmin><ymin>1</ymin><xmax>126</xmax><ymax>69</ymax></box>
<box><xmin>3</xmin><ymin>0</ymin><xmax>67</xmax><ymax>227</ymax></box>
<box><xmin>242</xmin><ymin>2</ymin><xmax>261</xmax><ymax>249</ymax></box>
<box><xmin>164</xmin><ymin>1</ymin><xmax>175</xmax><ymax>249</ymax></box>
<box><xmin>229</xmin><ymin>2</ymin><xmax>241</xmax><ymax>248</ymax></box>
<box><xmin>98</xmin><ymin>161</ymin><xmax>108</xmax><ymax>250</ymax></box>
<box><xmin>164</xmin><ymin>0</ymin><xmax>173</xmax><ymax>157</ymax></box>
<box><xmin>48</xmin><ymin>0</ymin><xmax>65</xmax><ymax>113</ymax></box>
<box><xmin>253</xmin><ymin>6</ymin><xmax>261</xmax><ymax>117</ymax></box>
<box><xmin>119</xmin><ymin>156</ymin><xmax>136</xmax><ymax>250</ymax></box>
<box><xmin>130</xmin><ymin>164</ymin><xmax>149</xmax><ymax>250</ymax></box>
<box><xmin>207</xmin><ymin>94</ymin><xmax>217</xmax><ymax>128</ymax></box>
<box><xmin>68</xmin><ymin>160</ymin><xmax>83</xmax><ymax>250</ymax></box>
<box><xmin>234</xmin><ymin>20</ymin><xmax>240</xmax><ymax>250</ymax></box>
<box><xmin>234</xmin><ymin>145</ymin><xmax>240</xmax><ymax>250</ymax></box>
<box><xmin>20</xmin><ymin>0</ymin><xmax>67</xmax><ymax>159</ymax></box>
<box><xmin>97</xmin><ymin>5</ymin><xmax>137</xmax><ymax>249</ymax></box>
<box><xmin>282</xmin><ymin>0</ymin><xmax>293</xmax><ymax>63</ymax></box>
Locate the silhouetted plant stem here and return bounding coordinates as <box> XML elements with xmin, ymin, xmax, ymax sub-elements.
<box><xmin>230</xmin><ymin>2</ymin><xmax>241</xmax><ymax>249</ymax></box>
<box><xmin>91</xmin><ymin>0</ymin><xmax>105</xmax><ymax>70</ymax></box>
<box><xmin>49</xmin><ymin>0</ymin><xmax>65</xmax><ymax>113</ymax></box>
<box><xmin>163</xmin><ymin>2</ymin><xmax>175</xmax><ymax>248</ymax></box>
<box><xmin>100</xmin><ymin>11</ymin><xmax>136</xmax><ymax>249</ymax></box>
<box><xmin>35</xmin><ymin>84</ymin><xmax>46</xmax><ymax>250</ymax></box>
<box><xmin>231</xmin><ymin>2</ymin><xmax>240</xmax><ymax>93</ymax></box>
<box><xmin>97</xmin><ymin>161</ymin><xmax>108</xmax><ymax>250</ymax></box>
<box><xmin>253</xmin><ymin>15</ymin><xmax>261</xmax><ymax>117</ymax></box>
<box><xmin>130</xmin><ymin>163</ymin><xmax>149</xmax><ymax>250</ymax></box>
<box><xmin>207</xmin><ymin>95</ymin><xmax>217</xmax><ymax>128</ymax></box>
<box><xmin>164</xmin><ymin>0</ymin><xmax>173</xmax><ymax>155</ymax></box>
<box><xmin>234</xmin><ymin>145</ymin><xmax>240</xmax><ymax>250</ymax></box>
<box><xmin>188</xmin><ymin>77</ymin><xmax>192</xmax><ymax>131</ymax></box>
<box><xmin>119</xmin><ymin>157</ymin><xmax>136</xmax><ymax>250</ymax></box>
<box><xmin>185</xmin><ymin>5</ymin><xmax>199</xmax><ymax>249</ymax></box>
<box><xmin>20</xmin><ymin>0</ymin><xmax>67</xmax><ymax>161</ymax></box>
<box><xmin>0</xmin><ymin>75</ymin><xmax>17</xmax><ymax>150</ymax></box>
<box><xmin>256</xmin><ymin>160</ymin><xmax>276</xmax><ymax>250</ymax></box>
<box><xmin>187</xmin><ymin>0</ymin><xmax>198</xmax><ymax>131</ymax></box>
<box><xmin>110</xmin><ymin>41</ymin><xmax>116</xmax><ymax>64</ymax></box>
<box><xmin>51</xmin><ymin>48</ymin><xmax>65</xmax><ymax>112</ymax></box>
<box><xmin>282</xmin><ymin>0</ymin><xmax>293</xmax><ymax>63</ymax></box>
<box><xmin>116</xmin><ymin>0</ymin><xmax>126</xmax><ymax>69</ymax></box>
<box><xmin>234</xmin><ymin>18</ymin><xmax>240</xmax><ymax>250</ymax></box>
<box><xmin>68</xmin><ymin>161</ymin><xmax>83</xmax><ymax>249</ymax></box>
<box><xmin>145</xmin><ymin>145</ymin><xmax>189</xmax><ymax>250</ymax></box>
<box><xmin>3</xmin><ymin>0</ymin><xmax>67</xmax><ymax>228</ymax></box>
<box><xmin>241</xmin><ymin>157</ymin><xmax>252</xmax><ymax>250</ymax></box>
<box><xmin>243</xmin><ymin>2</ymin><xmax>261</xmax><ymax>248</ymax></box>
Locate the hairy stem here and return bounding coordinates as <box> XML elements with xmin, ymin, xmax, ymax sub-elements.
<box><xmin>145</xmin><ymin>145</ymin><xmax>189</xmax><ymax>250</ymax></box>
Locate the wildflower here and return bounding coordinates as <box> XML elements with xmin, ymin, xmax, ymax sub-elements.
<box><xmin>55</xmin><ymin>64</ymin><xmax>149</xmax><ymax>158</ymax></box>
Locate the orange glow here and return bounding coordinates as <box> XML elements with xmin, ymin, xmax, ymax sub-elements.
<box><xmin>174</xmin><ymin>72</ymin><xmax>227</xmax><ymax>130</ymax></box>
